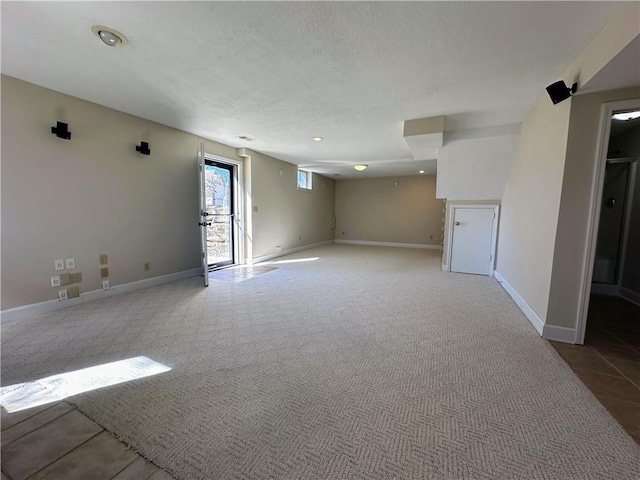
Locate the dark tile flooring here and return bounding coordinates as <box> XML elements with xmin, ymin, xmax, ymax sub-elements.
<box><xmin>549</xmin><ymin>294</ymin><xmax>640</xmax><ymax>445</ymax></box>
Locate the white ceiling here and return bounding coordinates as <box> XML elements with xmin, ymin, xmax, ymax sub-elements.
<box><xmin>0</xmin><ymin>2</ymin><xmax>627</xmax><ymax>178</ymax></box>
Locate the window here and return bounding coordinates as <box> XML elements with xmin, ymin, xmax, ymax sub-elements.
<box><xmin>297</xmin><ymin>170</ymin><xmax>312</xmax><ymax>190</ymax></box>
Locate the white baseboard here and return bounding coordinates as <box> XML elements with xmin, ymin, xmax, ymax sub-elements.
<box><xmin>590</xmin><ymin>284</ymin><xmax>619</xmax><ymax>296</ymax></box>
<box><xmin>620</xmin><ymin>287</ymin><xmax>640</xmax><ymax>307</ymax></box>
<box><xmin>253</xmin><ymin>240</ymin><xmax>334</xmax><ymax>264</ymax></box>
<box><xmin>494</xmin><ymin>271</ymin><xmax>544</xmax><ymax>336</ymax></box>
<box><xmin>542</xmin><ymin>325</ymin><xmax>577</xmax><ymax>344</ymax></box>
<box><xmin>1</xmin><ymin>268</ymin><xmax>201</xmax><ymax>324</ymax></box>
<box><xmin>335</xmin><ymin>239</ymin><xmax>442</xmax><ymax>250</ymax></box>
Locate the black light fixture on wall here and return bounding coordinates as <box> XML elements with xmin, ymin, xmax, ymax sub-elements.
<box><xmin>136</xmin><ymin>141</ymin><xmax>151</xmax><ymax>155</ymax></box>
<box><xmin>546</xmin><ymin>80</ymin><xmax>578</xmax><ymax>105</ymax></box>
<box><xmin>51</xmin><ymin>121</ymin><xmax>71</xmax><ymax>140</ymax></box>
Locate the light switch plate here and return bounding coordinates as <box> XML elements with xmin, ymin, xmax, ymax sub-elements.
<box><xmin>101</xmin><ymin>267</ymin><xmax>109</xmax><ymax>278</ymax></box>
<box><xmin>51</xmin><ymin>275</ymin><xmax>61</xmax><ymax>287</ymax></box>
<box><xmin>58</xmin><ymin>289</ymin><xmax>69</xmax><ymax>301</ymax></box>
<box><xmin>99</xmin><ymin>254</ymin><xmax>108</xmax><ymax>265</ymax></box>
<box><xmin>102</xmin><ymin>280</ymin><xmax>110</xmax><ymax>290</ymax></box>
<box><xmin>65</xmin><ymin>258</ymin><xmax>75</xmax><ymax>269</ymax></box>
<box><xmin>54</xmin><ymin>259</ymin><xmax>64</xmax><ymax>271</ymax></box>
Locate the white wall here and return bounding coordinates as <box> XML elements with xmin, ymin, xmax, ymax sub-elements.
<box><xmin>436</xmin><ymin>134</ymin><xmax>520</xmax><ymax>201</ymax></box>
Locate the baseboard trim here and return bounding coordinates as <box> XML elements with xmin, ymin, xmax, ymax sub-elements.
<box><xmin>590</xmin><ymin>284</ymin><xmax>619</xmax><ymax>296</ymax></box>
<box><xmin>542</xmin><ymin>325</ymin><xmax>577</xmax><ymax>344</ymax></box>
<box><xmin>494</xmin><ymin>271</ymin><xmax>544</xmax><ymax>336</ymax></box>
<box><xmin>335</xmin><ymin>240</ymin><xmax>442</xmax><ymax>250</ymax></box>
<box><xmin>620</xmin><ymin>287</ymin><xmax>640</xmax><ymax>307</ymax></box>
<box><xmin>1</xmin><ymin>268</ymin><xmax>201</xmax><ymax>324</ymax></box>
<box><xmin>253</xmin><ymin>240</ymin><xmax>334</xmax><ymax>264</ymax></box>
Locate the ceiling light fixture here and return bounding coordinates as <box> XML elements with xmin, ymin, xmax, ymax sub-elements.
<box><xmin>353</xmin><ymin>165</ymin><xmax>367</xmax><ymax>171</ymax></box>
<box><xmin>419</xmin><ymin>170</ymin><xmax>425</xmax><ymax>174</ymax></box>
<box><xmin>91</xmin><ymin>25</ymin><xmax>128</xmax><ymax>47</ymax></box>
<box><xmin>312</xmin><ymin>136</ymin><xmax>323</xmax><ymax>142</ymax></box>
<box><xmin>613</xmin><ymin>111</ymin><xmax>640</xmax><ymax>121</ymax></box>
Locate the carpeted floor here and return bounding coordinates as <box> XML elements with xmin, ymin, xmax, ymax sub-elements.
<box><xmin>2</xmin><ymin>245</ymin><xmax>639</xmax><ymax>479</ymax></box>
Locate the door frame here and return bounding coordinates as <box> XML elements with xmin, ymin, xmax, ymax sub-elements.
<box><xmin>576</xmin><ymin>97</ymin><xmax>640</xmax><ymax>344</ymax></box>
<box><xmin>444</xmin><ymin>203</ymin><xmax>499</xmax><ymax>276</ymax></box>
<box><xmin>203</xmin><ymin>153</ymin><xmax>245</xmax><ymax>268</ymax></box>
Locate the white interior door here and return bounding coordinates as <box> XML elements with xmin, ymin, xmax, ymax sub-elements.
<box><xmin>197</xmin><ymin>142</ymin><xmax>209</xmax><ymax>287</ymax></box>
<box><xmin>450</xmin><ymin>207</ymin><xmax>497</xmax><ymax>275</ymax></box>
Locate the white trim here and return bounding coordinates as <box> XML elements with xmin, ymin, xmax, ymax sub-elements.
<box><xmin>494</xmin><ymin>271</ymin><xmax>544</xmax><ymax>336</ymax></box>
<box><xmin>445</xmin><ymin>204</ymin><xmax>499</xmax><ymax>275</ymax></box>
<box><xmin>620</xmin><ymin>287</ymin><xmax>640</xmax><ymax>308</ymax></box>
<box><xmin>542</xmin><ymin>325</ymin><xmax>577</xmax><ymax>344</ymax></box>
<box><xmin>590</xmin><ymin>284</ymin><xmax>619</xmax><ymax>296</ymax></box>
<box><xmin>253</xmin><ymin>240</ymin><xmax>335</xmax><ymax>264</ymax></box>
<box><xmin>576</xmin><ymin>98</ymin><xmax>640</xmax><ymax>345</ymax></box>
<box><xmin>334</xmin><ymin>240</ymin><xmax>442</xmax><ymax>250</ymax></box>
<box><xmin>0</xmin><ymin>268</ymin><xmax>201</xmax><ymax>324</ymax></box>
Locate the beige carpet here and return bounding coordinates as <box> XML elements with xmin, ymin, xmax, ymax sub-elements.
<box><xmin>2</xmin><ymin>245</ymin><xmax>639</xmax><ymax>479</ymax></box>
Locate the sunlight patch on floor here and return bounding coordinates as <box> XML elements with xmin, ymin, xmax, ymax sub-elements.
<box><xmin>269</xmin><ymin>257</ymin><xmax>319</xmax><ymax>265</ymax></box>
<box><xmin>0</xmin><ymin>356</ymin><xmax>170</xmax><ymax>412</ymax></box>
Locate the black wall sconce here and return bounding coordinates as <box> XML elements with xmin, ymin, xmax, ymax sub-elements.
<box><xmin>546</xmin><ymin>80</ymin><xmax>578</xmax><ymax>105</ymax></box>
<box><xmin>51</xmin><ymin>121</ymin><xmax>71</xmax><ymax>140</ymax></box>
<box><xmin>136</xmin><ymin>141</ymin><xmax>151</xmax><ymax>155</ymax></box>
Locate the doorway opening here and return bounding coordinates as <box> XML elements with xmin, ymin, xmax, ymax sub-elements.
<box><xmin>205</xmin><ymin>160</ymin><xmax>236</xmax><ymax>269</ymax></box>
<box><xmin>579</xmin><ymin>100</ymin><xmax>640</xmax><ymax>345</ymax></box>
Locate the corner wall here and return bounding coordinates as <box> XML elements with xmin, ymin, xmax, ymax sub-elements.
<box><xmin>547</xmin><ymin>87</ymin><xmax>640</xmax><ymax>329</ymax></box>
<box><xmin>248</xmin><ymin>149</ymin><xmax>335</xmax><ymax>260</ymax></box>
<box><xmin>495</xmin><ymin>3</ymin><xmax>639</xmax><ymax>333</ymax></box>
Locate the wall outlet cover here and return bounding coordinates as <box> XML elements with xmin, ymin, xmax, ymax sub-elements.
<box><xmin>68</xmin><ymin>286</ymin><xmax>80</xmax><ymax>298</ymax></box>
<box><xmin>102</xmin><ymin>280</ymin><xmax>110</xmax><ymax>290</ymax></box>
<box><xmin>99</xmin><ymin>254</ymin><xmax>108</xmax><ymax>265</ymax></box>
<box><xmin>69</xmin><ymin>272</ymin><xmax>83</xmax><ymax>283</ymax></box>
<box><xmin>65</xmin><ymin>258</ymin><xmax>76</xmax><ymax>269</ymax></box>
<box><xmin>58</xmin><ymin>289</ymin><xmax>69</xmax><ymax>301</ymax></box>
<box><xmin>51</xmin><ymin>275</ymin><xmax>61</xmax><ymax>287</ymax></box>
<box><xmin>101</xmin><ymin>267</ymin><xmax>109</xmax><ymax>278</ymax></box>
<box><xmin>54</xmin><ymin>259</ymin><xmax>64</xmax><ymax>271</ymax></box>
<box><xmin>59</xmin><ymin>273</ymin><xmax>71</xmax><ymax>286</ymax></box>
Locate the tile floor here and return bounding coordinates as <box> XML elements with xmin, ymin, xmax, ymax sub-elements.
<box><xmin>1</xmin><ymin>402</ymin><xmax>173</xmax><ymax>480</ymax></box>
<box><xmin>549</xmin><ymin>294</ymin><xmax>640</xmax><ymax>445</ymax></box>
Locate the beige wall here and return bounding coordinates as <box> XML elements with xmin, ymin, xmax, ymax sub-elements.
<box><xmin>1</xmin><ymin>76</ymin><xmax>335</xmax><ymax>310</ymax></box>
<box><xmin>496</xmin><ymin>3</ymin><xmax>639</xmax><ymax>326</ymax></box>
<box><xmin>547</xmin><ymin>88</ymin><xmax>639</xmax><ymax>328</ymax></box>
<box><xmin>249</xmin><ymin>149</ymin><xmax>335</xmax><ymax>259</ymax></box>
<box><xmin>335</xmin><ymin>175</ymin><xmax>444</xmax><ymax>246</ymax></box>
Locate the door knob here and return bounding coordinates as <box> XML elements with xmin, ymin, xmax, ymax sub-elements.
<box><xmin>455</xmin><ymin>222</ymin><xmax>461</xmax><ymax>226</ymax></box>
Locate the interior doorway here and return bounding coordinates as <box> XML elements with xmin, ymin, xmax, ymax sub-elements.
<box><xmin>579</xmin><ymin>100</ymin><xmax>640</xmax><ymax>344</ymax></box>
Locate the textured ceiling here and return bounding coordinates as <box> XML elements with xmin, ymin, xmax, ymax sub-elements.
<box><xmin>0</xmin><ymin>2</ymin><xmax>626</xmax><ymax>178</ymax></box>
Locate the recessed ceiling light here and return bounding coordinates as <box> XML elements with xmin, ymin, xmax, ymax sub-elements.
<box><xmin>91</xmin><ymin>25</ymin><xmax>128</xmax><ymax>47</ymax></box>
<box><xmin>312</xmin><ymin>136</ymin><xmax>323</xmax><ymax>142</ymax></box>
<box><xmin>353</xmin><ymin>165</ymin><xmax>368</xmax><ymax>171</ymax></box>
<box><xmin>612</xmin><ymin>111</ymin><xmax>640</xmax><ymax>121</ymax></box>
<box><xmin>419</xmin><ymin>170</ymin><xmax>425</xmax><ymax>174</ymax></box>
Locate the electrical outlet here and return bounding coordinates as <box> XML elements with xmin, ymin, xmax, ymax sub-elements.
<box><xmin>58</xmin><ymin>289</ymin><xmax>69</xmax><ymax>301</ymax></box>
<box><xmin>68</xmin><ymin>286</ymin><xmax>80</xmax><ymax>298</ymax></box>
<box><xmin>144</xmin><ymin>262</ymin><xmax>150</xmax><ymax>272</ymax></box>
<box><xmin>102</xmin><ymin>280</ymin><xmax>110</xmax><ymax>290</ymax></box>
<box><xmin>69</xmin><ymin>273</ymin><xmax>83</xmax><ymax>283</ymax></box>
<box><xmin>54</xmin><ymin>259</ymin><xmax>64</xmax><ymax>271</ymax></box>
<box><xmin>101</xmin><ymin>267</ymin><xmax>109</xmax><ymax>278</ymax></box>
<box><xmin>99</xmin><ymin>254</ymin><xmax>108</xmax><ymax>265</ymax></box>
<box><xmin>51</xmin><ymin>275</ymin><xmax>61</xmax><ymax>287</ymax></box>
<box><xmin>65</xmin><ymin>258</ymin><xmax>75</xmax><ymax>269</ymax></box>
<box><xmin>59</xmin><ymin>273</ymin><xmax>71</xmax><ymax>286</ymax></box>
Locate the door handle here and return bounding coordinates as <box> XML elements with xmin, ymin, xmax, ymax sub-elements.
<box><xmin>455</xmin><ymin>222</ymin><xmax>461</xmax><ymax>226</ymax></box>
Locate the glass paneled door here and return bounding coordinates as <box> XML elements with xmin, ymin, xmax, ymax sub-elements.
<box><xmin>204</xmin><ymin>160</ymin><xmax>235</xmax><ymax>269</ymax></box>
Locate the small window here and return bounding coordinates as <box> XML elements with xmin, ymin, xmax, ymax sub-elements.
<box><xmin>297</xmin><ymin>170</ymin><xmax>312</xmax><ymax>190</ymax></box>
